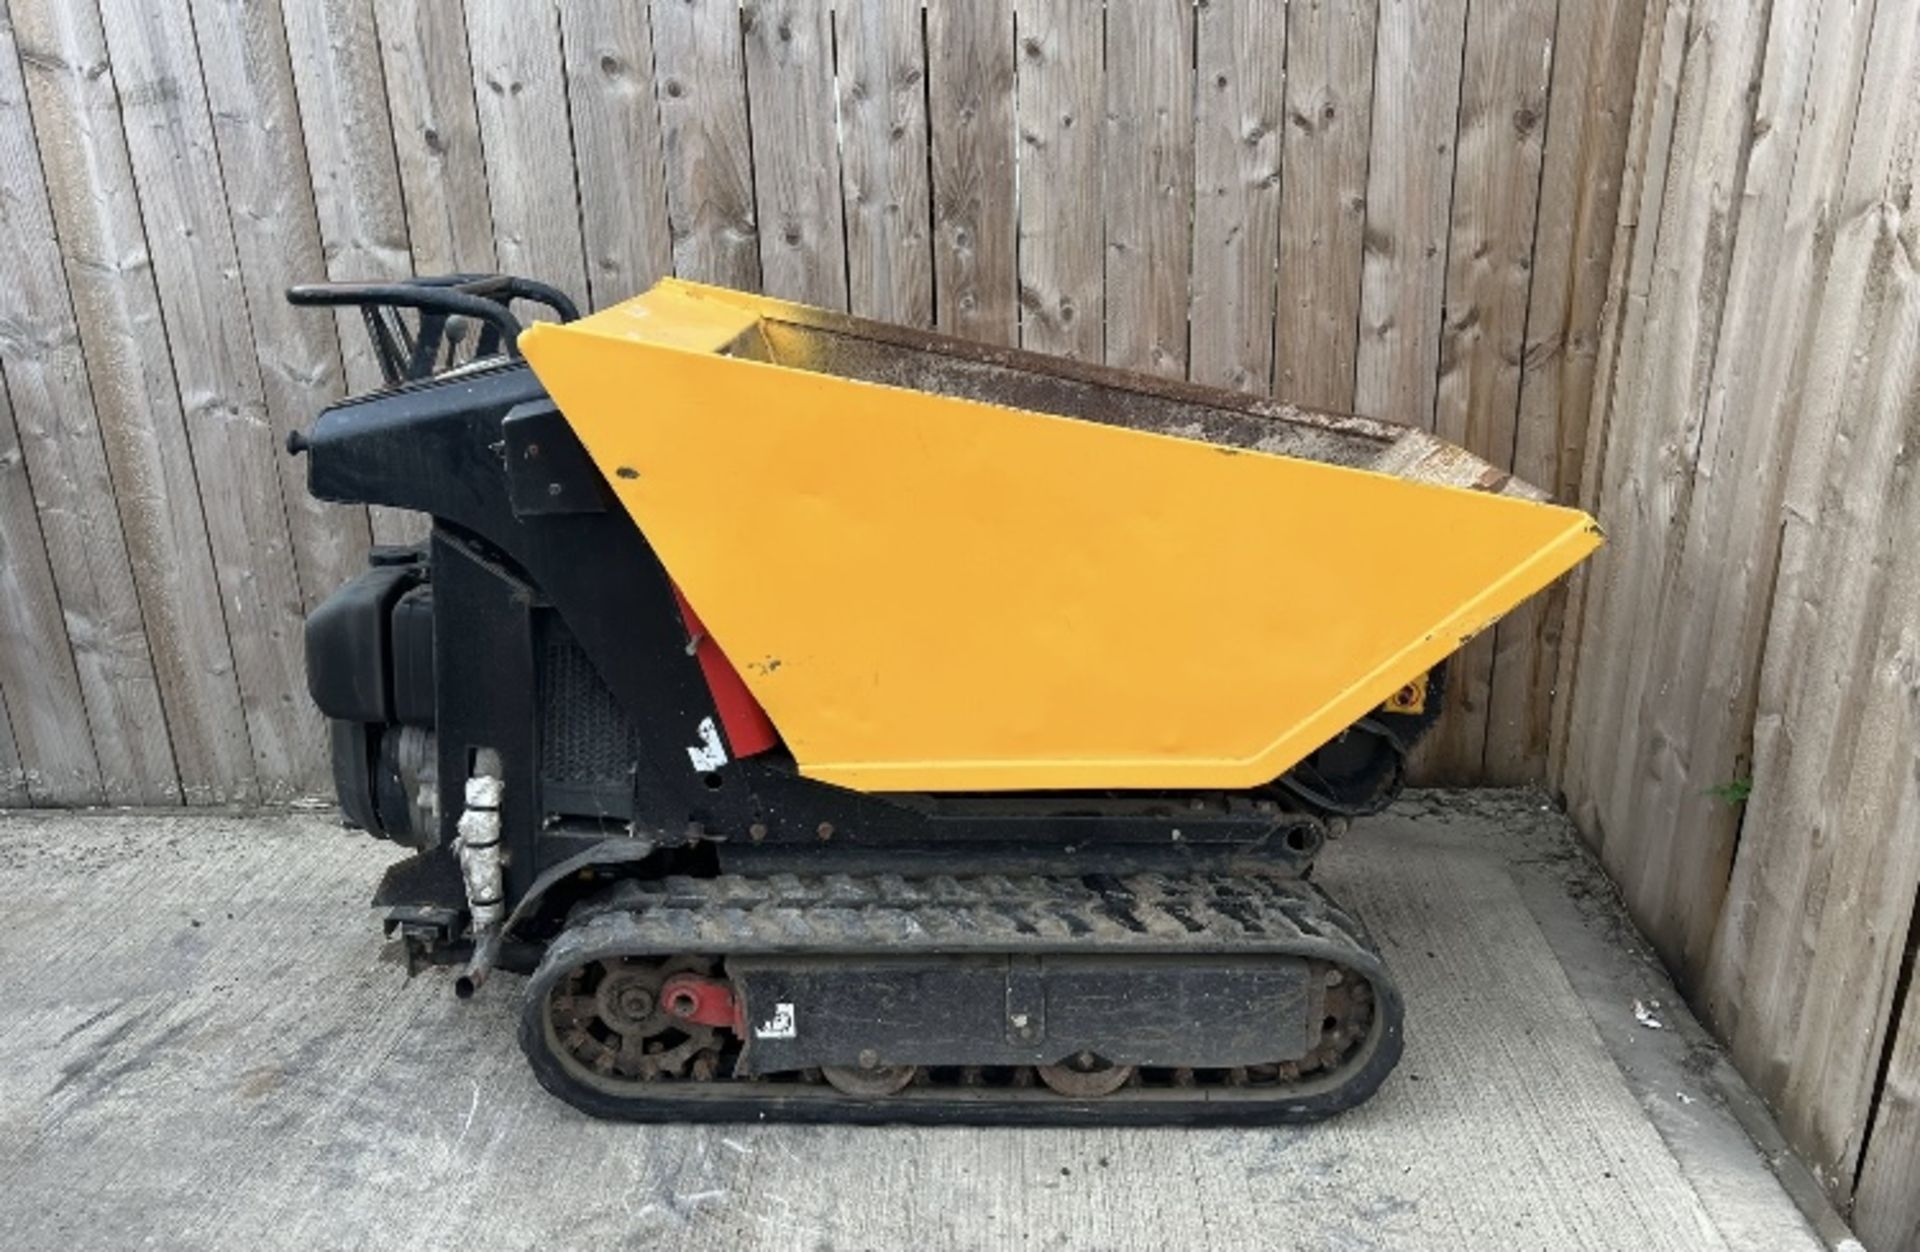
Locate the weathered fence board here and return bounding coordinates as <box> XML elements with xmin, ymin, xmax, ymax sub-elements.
<box><xmin>1640</xmin><ymin>0</ymin><xmax>1875</xmax><ymax>990</ymax></box>
<box><xmin>745</xmin><ymin>0</ymin><xmax>848</xmax><ymax>308</ymax></box>
<box><xmin>560</xmin><ymin>1</ymin><xmax>676</xmax><ymax>311</ymax></box>
<box><xmin>1102</xmin><ymin>0</ymin><xmax>1193</xmax><ymax>379</ymax></box>
<box><xmin>651</xmin><ymin>0</ymin><xmax>761</xmax><ymax>289</ymax></box>
<box><xmin>1858</xmin><ymin>964</ymin><xmax>1920</xmax><ymax>1251</ymax></box>
<box><xmin>1708</xmin><ymin>0</ymin><xmax>1920</xmax><ymax>1199</ymax></box>
<box><xmin>0</xmin><ymin>7</ymin><xmax>176</xmax><ymax>805</ymax></box>
<box><xmin>1273</xmin><ymin>0</ymin><xmax>1375</xmax><ymax>413</ymax></box>
<box><xmin>1551</xmin><ymin>0</ymin><xmax>1688</xmax><ymax>799</ymax></box>
<box><xmin>0</xmin><ymin>678</ymin><xmax>21</xmax><ymax>806</ymax></box>
<box><xmin>100</xmin><ymin>0</ymin><xmax>325</xmax><ymax>799</ymax></box>
<box><xmin>1014</xmin><ymin>0</ymin><xmax>1103</xmax><ymax>360</ymax></box>
<box><xmin>834</xmin><ymin>0</ymin><xmax>933</xmax><ymax>327</ymax></box>
<box><xmin>1417</xmin><ymin>0</ymin><xmax>1557</xmax><ymax>781</ymax></box>
<box><xmin>375</xmin><ymin>0</ymin><xmax>498</xmax><ymax>276</ymax></box>
<box><xmin>1557</xmin><ymin>0</ymin><xmax>1920</xmax><ymax>1236</ymax></box>
<box><xmin>284</xmin><ymin>0</ymin><xmax>414</xmax><ymax>385</ymax></box>
<box><xmin>1486</xmin><ymin>0</ymin><xmax>1649</xmax><ymax>784</ymax></box>
<box><xmin>14</xmin><ymin>0</ymin><xmax>257</xmax><ymax>804</ymax></box>
<box><xmin>1188</xmin><ymin>0</ymin><xmax>1283</xmax><ymax>394</ymax></box>
<box><xmin>0</xmin><ymin>377</ymin><xmax>100</xmax><ymax>804</ymax></box>
<box><xmin>1563</xmin><ymin>0</ymin><xmax>1771</xmax><ymax>976</ymax></box>
<box><xmin>192</xmin><ymin>0</ymin><xmax>374</xmax><ymax>613</ymax></box>
<box><xmin>1353</xmin><ymin>0</ymin><xmax>1468</xmax><ymax>427</ymax></box>
<box><xmin>928</xmin><ymin>0</ymin><xmax>1016</xmax><ymax>344</ymax></box>
<box><xmin>467</xmin><ymin>0</ymin><xmax>591</xmax><ymax>317</ymax></box>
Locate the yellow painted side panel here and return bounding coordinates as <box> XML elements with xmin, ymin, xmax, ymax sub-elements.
<box><xmin>521</xmin><ymin>282</ymin><xmax>1601</xmax><ymax>792</ymax></box>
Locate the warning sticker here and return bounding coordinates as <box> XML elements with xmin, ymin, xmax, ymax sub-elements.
<box><xmin>754</xmin><ymin>1002</ymin><xmax>796</xmax><ymax>1040</ymax></box>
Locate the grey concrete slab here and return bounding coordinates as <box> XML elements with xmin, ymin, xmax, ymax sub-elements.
<box><xmin>0</xmin><ymin>794</ymin><xmax>1829</xmax><ymax>1251</ymax></box>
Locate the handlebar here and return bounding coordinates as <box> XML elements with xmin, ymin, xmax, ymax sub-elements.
<box><xmin>285</xmin><ymin>274</ymin><xmax>581</xmax><ymax>387</ymax></box>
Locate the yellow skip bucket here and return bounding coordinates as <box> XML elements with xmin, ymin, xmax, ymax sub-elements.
<box><xmin>521</xmin><ymin>280</ymin><xmax>1600</xmax><ymax>793</ymax></box>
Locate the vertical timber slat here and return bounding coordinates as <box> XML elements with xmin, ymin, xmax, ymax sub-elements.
<box><xmin>95</xmin><ymin>0</ymin><xmax>324</xmax><ymax>798</ymax></box>
<box><xmin>0</xmin><ymin>375</ymin><xmax>103</xmax><ymax>803</ymax></box>
<box><xmin>1561</xmin><ymin>0</ymin><xmax>1762</xmax><ymax>908</ymax></box>
<box><xmin>1189</xmin><ymin>0</ymin><xmax>1284</xmax><ymax>394</ymax></box>
<box><xmin>651</xmin><ymin>0</ymin><xmax>760</xmax><ymax>290</ymax></box>
<box><xmin>0</xmin><ymin>680</ymin><xmax>22</xmax><ymax>805</ymax></box>
<box><xmin>189</xmin><ymin>0</ymin><xmax>374</xmax><ymax>613</ymax></box>
<box><xmin>1857</xmin><ymin>957</ymin><xmax>1920</xmax><ymax>1250</ymax></box>
<box><xmin>1273</xmin><ymin>0</ymin><xmax>1377</xmax><ymax>413</ymax></box>
<box><xmin>14</xmin><ymin>0</ymin><xmax>257</xmax><ymax>804</ymax></box>
<box><xmin>743</xmin><ymin>0</ymin><xmax>848</xmax><ymax>308</ymax></box>
<box><xmin>558</xmin><ymin>0</ymin><xmax>675</xmax><ymax>311</ymax></box>
<box><xmin>0</xmin><ymin>8</ymin><xmax>176</xmax><ymax>804</ymax></box>
<box><xmin>282</xmin><ymin>0</ymin><xmax>415</xmax><ymax>382</ymax></box>
<box><xmin>1103</xmin><ymin>0</ymin><xmax>1194</xmax><ymax>378</ymax></box>
<box><xmin>928</xmin><ymin>0</ymin><xmax>1016</xmax><ymax>346</ymax></box>
<box><xmin>1702</xmin><ymin>0</ymin><xmax>1920</xmax><ymax>1194</ymax></box>
<box><xmin>1487</xmin><ymin>0</ymin><xmax>1650</xmax><ymax>783</ymax></box>
<box><xmin>835</xmin><ymin>0</ymin><xmax>933</xmax><ymax>327</ymax></box>
<box><xmin>375</xmin><ymin>0</ymin><xmax>498</xmax><ymax>277</ymax></box>
<box><xmin>1553</xmin><ymin>0</ymin><xmax>1688</xmax><ymax>813</ymax></box>
<box><xmin>465</xmin><ymin>0</ymin><xmax>590</xmax><ymax>316</ymax></box>
<box><xmin>1589</xmin><ymin>0</ymin><xmax>1770</xmax><ymax>927</ymax></box>
<box><xmin>1352</xmin><ymin>0</ymin><xmax>1469</xmax><ymax>428</ymax></box>
<box><xmin>1015</xmin><ymin>0</ymin><xmax>1103</xmax><ymax>361</ymax></box>
<box><xmin>1631</xmin><ymin>0</ymin><xmax>1876</xmax><ymax>986</ymax></box>
<box><xmin>1417</xmin><ymin>0</ymin><xmax>1558</xmax><ymax>781</ymax></box>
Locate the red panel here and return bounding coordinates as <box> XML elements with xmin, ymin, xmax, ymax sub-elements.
<box><xmin>672</xmin><ymin>584</ymin><xmax>780</xmax><ymax>759</ymax></box>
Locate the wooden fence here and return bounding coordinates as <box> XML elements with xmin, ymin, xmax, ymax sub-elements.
<box><xmin>1555</xmin><ymin>0</ymin><xmax>1920</xmax><ymax>1244</ymax></box>
<box><xmin>0</xmin><ymin>0</ymin><xmax>1645</xmax><ymax>807</ymax></box>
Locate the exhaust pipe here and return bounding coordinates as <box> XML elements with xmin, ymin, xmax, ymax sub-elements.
<box><xmin>454</xmin><ymin>927</ymin><xmax>503</xmax><ymax>1000</ymax></box>
<box><xmin>452</xmin><ymin>753</ymin><xmax>505</xmax><ymax>998</ymax></box>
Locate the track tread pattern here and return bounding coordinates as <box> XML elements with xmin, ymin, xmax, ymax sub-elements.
<box><xmin>520</xmin><ymin>870</ymin><xmax>1405</xmax><ymax>1126</ymax></box>
<box><xmin>565</xmin><ymin>871</ymin><xmax>1378</xmax><ymax>963</ymax></box>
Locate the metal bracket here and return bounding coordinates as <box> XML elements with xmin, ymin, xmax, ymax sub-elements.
<box><xmin>1005</xmin><ymin>955</ymin><xmax>1046</xmax><ymax>1048</ymax></box>
<box><xmin>1383</xmin><ymin>673</ymin><xmax>1429</xmax><ymax>715</ymax></box>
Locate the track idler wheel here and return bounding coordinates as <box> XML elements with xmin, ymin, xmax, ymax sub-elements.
<box><xmin>1036</xmin><ymin>1053</ymin><xmax>1134</xmax><ymax>1098</ymax></box>
<box><xmin>821</xmin><ymin>1060</ymin><xmax>917</xmax><ymax>1096</ymax></box>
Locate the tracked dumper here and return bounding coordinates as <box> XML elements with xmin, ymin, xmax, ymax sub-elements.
<box><xmin>289</xmin><ymin>275</ymin><xmax>1600</xmax><ymax>1125</ymax></box>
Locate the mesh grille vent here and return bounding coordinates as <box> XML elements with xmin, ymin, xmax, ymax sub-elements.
<box><xmin>541</xmin><ymin>633</ymin><xmax>637</xmax><ymax>784</ymax></box>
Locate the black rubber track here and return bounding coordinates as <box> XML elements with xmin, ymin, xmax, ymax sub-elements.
<box><xmin>514</xmin><ymin>872</ymin><xmax>1406</xmax><ymax>1126</ymax></box>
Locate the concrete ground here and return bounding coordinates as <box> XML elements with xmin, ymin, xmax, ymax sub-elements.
<box><xmin>0</xmin><ymin>792</ymin><xmax>1839</xmax><ymax>1251</ymax></box>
